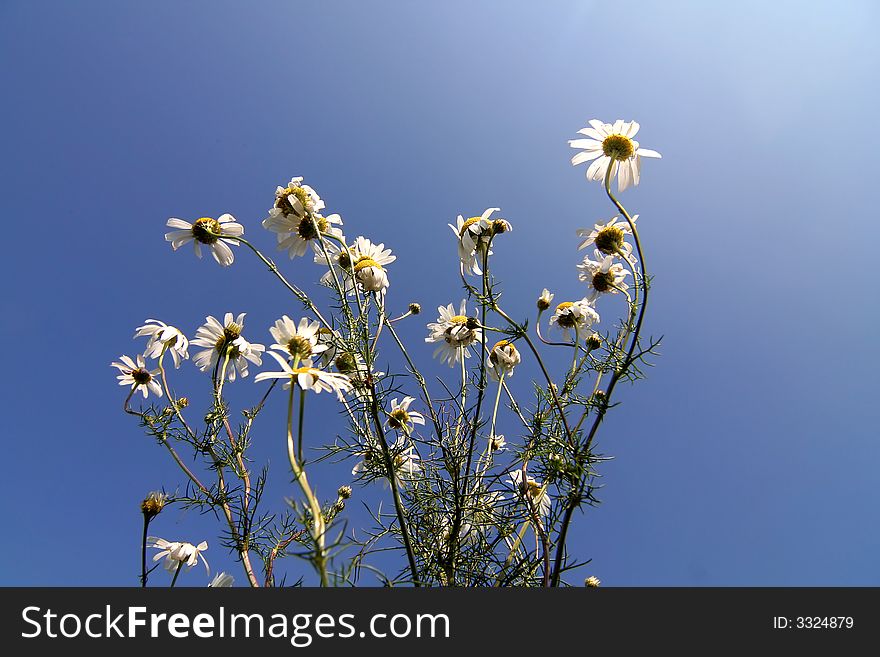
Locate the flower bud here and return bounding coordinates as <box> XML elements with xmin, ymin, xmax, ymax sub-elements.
<box><xmin>408</xmin><ymin>303</ymin><xmax>421</xmax><ymax>315</ymax></box>
<box><xmin>585</xmin><ymin>576</ymin><xmax>601</xmax><ymax>587</ymax></box>
<box><xmin>537</xmin><ymin>288</ymin><xmax>554</xmax><ymax>312</ymax></box>
<box><xmin>337</xmin><ymin>485</ymin><xmax>353</xmax><ymax>500</ymax></box>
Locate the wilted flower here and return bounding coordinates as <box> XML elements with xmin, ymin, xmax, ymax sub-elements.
<box><xmin>549</xmin><ymin>299</ymin><xmax>600</xmax><ymax>343</ymax></box>
<box><xmin>488</xmin><ymin>340</ymin><xmax>521</xmax><ymax>380</ymax></box>
<box><xmin>140</xmin><ymin>491</ymin><xmax>168</xmax><ymax>519</ymax></box>
<box><xmin>507</xmin><ymin>469</ymin><xmax>551</xmax><ymax>519</ymax></box>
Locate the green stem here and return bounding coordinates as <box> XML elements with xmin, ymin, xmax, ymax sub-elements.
<box><xmin>285</xmin><ymin>382</ymin><xmax>328</xmax><ymax>586</ymax></box>
<box><xmin>140</xmin><ymin>515</ymin><xmax>150</xmax><ymax>587</ymax></box>
<box><xmin>169</xmin><ymin>561</ymin><xmax>183</xmax><ymax>588</ymax></box>
<box><xmin>550</xmin><ymin>158</ymin><xmax>650</xmax><ymax>586</ymax></box>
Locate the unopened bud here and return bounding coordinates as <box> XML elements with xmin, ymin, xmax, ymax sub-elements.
<box><xmin>408</xmin><ymin>303</ymin><xmax>421</xmax><ymax>315</ymax></box>
<box><xmin>585</xmin><ymin>576</ymin><xmax>601</xmax><ymax>588</ymax></box>
<box><xmin>337</xmin><ymin>485</ymin><xmax>353</xmax><ymax>500</ymax></box>
<box><xmin>537</xmin><ymin>288</ymin><xmax>553</xmax><ymax>312</ymax></box>
<box><xmin>585</xmin><ymin>334</ymin><xmax>602</xmax><ymax>351</ymax></box>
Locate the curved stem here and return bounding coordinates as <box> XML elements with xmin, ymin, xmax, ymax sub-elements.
<box><xmin>286</xmin><ymin>382</ymin><xmax>328</xmax><ymax>586</ymax></box>
<box><xmin>236</xmin><ymin>236</ymin><xmax>333</xmax><ymax>330</ymax></box>
<box><xmin>550</xmin><ymin>160</ymin><xmax>651</xmax><ymax>586</ymax></box>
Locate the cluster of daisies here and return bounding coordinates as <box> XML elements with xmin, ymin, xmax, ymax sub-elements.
<box><xmin>165</xmin><ymin>176</ymin><xmax>396</xmax><ymax>295</ymax></box>
<box><xmin>546</xmin><ymin>119</ymin><xmax>659</xmax><ymax>347</ymax></box>
<box><xmin>112</xmin><ymin>314</ymin><xmax>361</xmax><ymax>399</ymax></box>
<box><xmin>125</xmin><ymin>117</ymin><xmax>660</xmax><ymax>532</ymax></box>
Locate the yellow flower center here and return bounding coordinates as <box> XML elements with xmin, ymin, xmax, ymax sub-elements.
<box><xmin>444</xmin><ymin>315</ymin><xmax>476</xmax><ymax>345</ymax></box>
<box><xmin>525</xmin><ymin>480</ymin><xmax>544</xmax><ymax>500</ymax></box>
<box><xmin>275</xmin><ymin>185</ymin><xmax>311</xmax><ymax>216</ymax></box>
<box><xmin>459</xmin><ymin>216</ymin><xmax>482</xmax><ymax>237</ymax></box>
<box><xmin>602</xmin><ymin>134</ymin><xmax>635</xmax><ymax>160</ymax></box>
<box><xmin>594</xmin><ymin>226</ymin><xmax>625</xmax><ymax>254</ymax></box>
<box><xmin>388</xmin><ymin>408</ymin><xmax>410</xmax><ymax>429</ymax></box>
<box><xmin>554</xmin><ymin>302</ymin><xmax>577</xmax><ymax>328</ymax></box>
<box><xmin>191</xmin><ymin>217</ymin><xmax>222</xmax><ymax>244</ymax></box>
<box><xmin>354</xmin><ymin>256</ymin><xmax>382</xmax><ymax>272</ymax></box>
<box><xmin>297</xmin><ymin>214</ymin><xmax>329</xmax><ymax>240</ymax></box>
<box><xmin>291</xmin><ymin>366</ymin><xmax>320</xmax><ymax>384</ymax></box>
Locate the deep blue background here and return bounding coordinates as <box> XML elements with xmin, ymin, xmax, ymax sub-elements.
<box><xmin>2</xmin><ymin>0</ymin><xmax>878</xmax><ymax>585</ymax></box>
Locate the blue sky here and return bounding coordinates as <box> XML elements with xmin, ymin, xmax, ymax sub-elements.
<box><xmin>2</xmin><ymin>0</ymin><xmax>879</xmax><ymax>586</ymax></box>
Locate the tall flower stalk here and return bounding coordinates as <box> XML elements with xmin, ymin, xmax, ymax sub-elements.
<box><xmin>116</xmin><ymin>120</ymin><xmax>661</xmax><ymax>587</ymax></box>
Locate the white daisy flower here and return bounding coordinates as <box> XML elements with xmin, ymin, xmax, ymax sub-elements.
<box><xmin>165</xmin><ymin>214</ymin><xmax>244</xmax><ymax>267</ymax></box>
<box><xmin>449</xmin><ymin>208</ymin><xmax>510</xmax><ymax>276</ymax></box>
<box><xmin>425</xmin><ymin>300</ymin><xmax>483</xmax><ymax>367</ymax></box>
<box><xmin>208</xmin><ymin>572</ymin><xmax>234</xmax><ymax>587</ymax></box>
<box><xmin>488</xmin><ymin>434</ymin><xmax>507</xmax><ymax>452</ymax></box>
<box><xmin>111</xmin><ymin>354</ymin><xmax>163</xmax><ymax>399</ymax></box>
<box><xmin>386</xmin><ymin>396</ymin><xmax>426</xmax><ymax>432</ymax></box>
<box><xmin>575</xmin><ymin>215</ymin><xmax>638</xmax><ymax>265</ymax></box>
<box><xmin>569</xmin><ymin>120</ymin><xmax>661</xmax><ymax>192</ymax></box>
<box><xmin>577</xmin><ymin>249</ymin><xmax>630</xmax><ymax>301</ymax></box>
<box><xmin>351</xmin><ymin>438</ymin><xmax>422</xmax><ymax>488</ymax></box>
<box><xmin>191</xmin><ymin>313</ymin><xmax>265</xmax><ymax>381</ymax></box>
<box><xmin>272</xmin><ymin>177</ymin><xmax>325</xmax><ymax>218</ymax></box>
<box><xmin>506</xmin><ymin>469</ymin><xmax>551</xmax><ymax>519</ymax></box>
<box><xmin>276</xmin><ymin>212</ymin><xmax>344</xmax><ymax>259</ymax></box>
<box><xmin>549</xmin><ymin>299</ymin><xmax>600</xmax><ymax>343</ymax></box>
<box><xmin>149</xmin><ymin>537</ymin><xmax>210</xmax><ymax>574</ymax></box>
<box><xmin>314</xmin><ymin>236</ymin><xmax>396</xmax><ymax>295</ymax></box>
<box><xmin>488</xmin><ymin>340</ymin><xmax>522</xmax><ymax>381</ymax></box>
<box><xmin>134</xmin><ymin>319</ymin><xmax>189</xmax><ymax>368</ymax></box>
<box><xmin>262</xmin><ymin>178</ymin><xmax>343</xmax><ymax>259</ymax></box>
<box><xmin>254</xmin><ymin>351</ymin><xmax>353</xmax><ymax>399</ymax></box>
<box><xmin>268</xmin><ymin>315</ymin><xmax>328</xmax><ymax>362</ymax></box>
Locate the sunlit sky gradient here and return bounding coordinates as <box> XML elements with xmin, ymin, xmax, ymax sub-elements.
<box><xmin>2</xmin><ymin>1</ymin><xmax>879</xmax><ymax>586</ymax></box>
